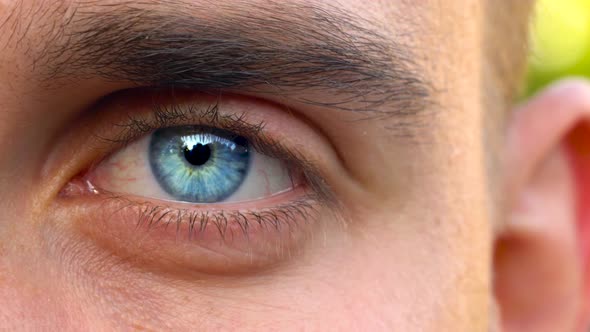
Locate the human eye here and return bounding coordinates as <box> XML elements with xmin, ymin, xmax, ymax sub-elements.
<box><xmin>90</xmin><ymin>124</ymin><xmax>299</xmax><ymax>204</ymax></box>
<box><xmin>55</xmin><ymin>91</ymin><xmax>340</xmax><ymax>275</ymax></box>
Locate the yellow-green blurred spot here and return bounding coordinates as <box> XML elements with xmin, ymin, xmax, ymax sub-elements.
<box><xmin>531</xmin><ymin>0</ymin><xmax>590</xmax><ymax>73</ymax></box>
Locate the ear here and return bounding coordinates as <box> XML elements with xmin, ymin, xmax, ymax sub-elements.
<box><xmin>494</xmin><ymin>79</ymin><xmax>590</xmax><ymax>332</ymax></box>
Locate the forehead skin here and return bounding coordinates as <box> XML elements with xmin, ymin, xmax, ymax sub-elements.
<box><xmin>0</xmin><ymin>0</ymin><xmax>530</xmax><ymax>331</ymax></box>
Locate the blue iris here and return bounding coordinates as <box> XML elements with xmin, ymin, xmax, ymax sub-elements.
<box><xmin>149</xmin><ymin>126</ymin><xmax>251</xmax><ymax>203</ymax></box>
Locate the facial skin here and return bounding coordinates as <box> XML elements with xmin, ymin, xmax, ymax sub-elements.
<box><xmin>0</xmin><ymin>0</ymin><xmax>589</xmax><ymax>331</ymax></box>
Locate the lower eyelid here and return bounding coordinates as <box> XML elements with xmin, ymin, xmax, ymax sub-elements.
<box><xmin>54</xmin><ymin>188</ymin><xmax>323</xmax><ymax>275</ymax></box>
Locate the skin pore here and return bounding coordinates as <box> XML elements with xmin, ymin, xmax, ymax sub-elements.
<box><xmin>0</xmin><ymin>1</ymin><xmax>589</xmax><ymax>331</ymax></box>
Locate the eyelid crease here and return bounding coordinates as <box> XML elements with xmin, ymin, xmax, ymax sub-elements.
<box><xmin>103</xmin><ymin>99</ymin><xmax>265</xmax><ymax>146</ymax></box>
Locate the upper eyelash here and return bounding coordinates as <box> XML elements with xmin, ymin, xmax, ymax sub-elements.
<box><xmin>105</xmin><ymin>99</ymin><xmax>265</xmax><ymax>146</ymax></box>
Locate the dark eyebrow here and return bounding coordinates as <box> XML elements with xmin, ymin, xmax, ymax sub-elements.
<box><xmin>12</xmin><ymin>1</ymin><xmax>432</xmax><ymax>115</ymax></box>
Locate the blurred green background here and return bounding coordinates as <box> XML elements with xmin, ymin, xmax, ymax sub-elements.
<box><xmin>526</xmin><ymin>0</ymin><xmax>590</xmax><ymax>96</ymax></box>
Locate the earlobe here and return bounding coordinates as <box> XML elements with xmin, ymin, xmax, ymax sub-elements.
<box><xmin>495</xmin><ymin>79</ymin><xmax>590</xmax><ymax>332</ymax></box>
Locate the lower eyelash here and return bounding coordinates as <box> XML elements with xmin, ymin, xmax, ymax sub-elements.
<box><xmin>100</xmin><ymin>193</ymin><xmax>321</xmax><ymax>243</ymax></box>
<box><xmin>50</xmin><ymin>191</ymin><xmax>328</xmax><ymax>274</ymax></box>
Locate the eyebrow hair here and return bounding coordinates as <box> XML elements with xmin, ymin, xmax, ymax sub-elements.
<box><xmin>7</xmin><ymin>1</ymin><xmax>432</xmax><ymax>115</ymax></box>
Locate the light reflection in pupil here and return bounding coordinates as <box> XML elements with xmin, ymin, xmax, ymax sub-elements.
<box><xmin>184</xmin><ymin>143</ymin><xmax>211</xmax><ymax>166</ymax></box>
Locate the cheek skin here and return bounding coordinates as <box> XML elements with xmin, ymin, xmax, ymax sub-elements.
<box><xmin>2</xmin><ymin>204</ymin><xmax>487</xmax><ymax>331</ymax></box>
<box><xmin>47</xmin><ymin>155</ymin><xmax>491</xmax><ymax>332</ymax></box>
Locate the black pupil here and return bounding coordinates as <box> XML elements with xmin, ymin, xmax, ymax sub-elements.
<box><xmin>184</xmin><ymin>143</ymin><xmax>211</xmax><ymax>166</ymax></box>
